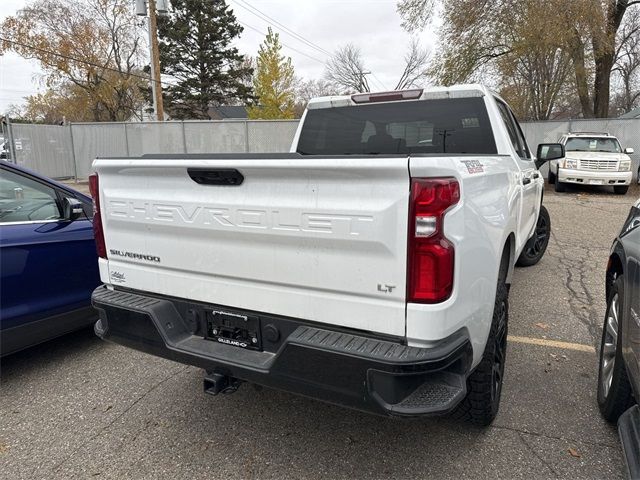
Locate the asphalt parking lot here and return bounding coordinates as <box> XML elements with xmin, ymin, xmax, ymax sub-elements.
<box><xmin>1</xmin><ymin>183</ymin><xmax>639</xmax><ymax>479</ymax></box>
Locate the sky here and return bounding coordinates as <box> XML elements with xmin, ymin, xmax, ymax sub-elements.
<box><xmin>0</xmin><ymin>0</ymin><xmax>438</xmax><ymax>112</ymax></box>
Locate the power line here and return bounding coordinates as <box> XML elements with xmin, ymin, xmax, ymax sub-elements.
<box><xmin>231</xmin><ymin>0</ymin><xmax>331</xmax><ymax>56</ymax></box>
<box><xmin>371</xmin><ymin>73</ymin><xmax>388</xmax><ymax>91</ymax></box>
<box><xmin>0</xmin><ymin>36</ymin><xmax>170</xmax><ymax>86</ymax></box>
<box><xmin>231</xmin><ymin>0</ymin><xmax>332</xmax><ymax>57</ymax></box>
<box><xmin>0</xmin><ymin>87</ymin><xmax>40</xmax><ymax>94</ymax></box>
<box><xmin>237</xmin><ymin>21</ymin><xmax>326</xmax><ymax>64</ymax></box>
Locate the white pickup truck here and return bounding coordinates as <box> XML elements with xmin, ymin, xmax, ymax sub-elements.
<box><xmin>90</xmin><ymin>85</ymin><xmax>563</xmax><ymax>425</ymax></box>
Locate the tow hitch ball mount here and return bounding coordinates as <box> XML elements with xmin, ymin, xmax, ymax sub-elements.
<box><xmin>203</xmin><ymin>372</ymin><xmax>242</xmax><ymax>396</ymax></box>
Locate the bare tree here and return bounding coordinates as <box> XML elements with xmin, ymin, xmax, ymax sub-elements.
<box><xmin>612</xmin><ymin>8</ymin><xmax>640</xmax><ymax>114</ymax></box>
<box><xmin>498</xmin><ymin>48</ymin><xmax>573</xmax><ymax>120</ymax></box>
<box><xmin>399</xmin><ymin>0</ymin><xmax>640</xmax><ymax>118</ymax></box>
<box><xmin>87</xmin><ymin>0</ymin><xmax>144</xmax><ymax>121</ymax></box>
<box><xmin>395</xmin><ymin>38</ymin><xmax>430</xmax><ymax>90</ymax></box>
<box><xmin>1</xmin><ymin>0</ymin><xmax>145</xmax><ymax>121</ymax></box>
<box><xmin>325</xmin><ymin>44</ymin><xmax>370</xmax><ymax>93</ymax></box>
<box><xmin>295</xmin><ymin>78</ymin><xmax>338</xmax><ymax>103</ymax></box>
<box><xmin>293</xmin><ymin>78</ymin><xmax>340</xmax><ymax>116</ymax></box>
<box><xmin>397</xmin><ymin>0</ymin><xmax>437</xmax><ymax>32</ymax></box>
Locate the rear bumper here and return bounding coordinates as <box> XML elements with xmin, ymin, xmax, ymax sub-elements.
<box><xmin>618</xmin><ymin>405</ymin><xmax>640</xmax><ymax>480</ymax></box>
<box><xmin>92</xmin><ymin>285</ymin><xmax>473</xmax><ymax>416</ymax></box>
<box><xmin>558</xmin><ymin>168</ymin><xmax>632</xmax><ymax>185</ymax></box>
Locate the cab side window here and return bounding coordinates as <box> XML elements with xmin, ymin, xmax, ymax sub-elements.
<box><xmin>509</xmin><ymin>109</ymin><xmax>531</xmax><ymax>159</ymax></box>
<box><xmin>0</xmin><ymin>168</ymin><xmax>61</xmax><ymax>223</ymax></box>
<box><xmin>495</xmin><ymin>100</ymin><xmax>530</xmax><ymax>159</ymax></box>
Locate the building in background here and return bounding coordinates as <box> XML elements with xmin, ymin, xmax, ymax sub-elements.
<box><xmin>619</xmin><ymin>107</ymin><xmax>640</xmax><ymax>119</ymax></box>
<box><xmin>207</xmin><ymin>106</ymin><xmax>248</xmax><ymax>120</ymax></box>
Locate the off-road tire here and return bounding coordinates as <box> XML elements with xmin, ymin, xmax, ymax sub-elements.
<box><xmin>614</xmin><ymin>185</ymin><xmax>629</xmax><ymax>195</ymax></box>
<box><xmin>453</xmin><ymin>254</ymin><xmax>509</xmax><ymax>426</ymax></box>
<box><xmin>548</xmin><ymin>169</ymin><xmax>556</xmax><ymax>185</ymax></box>
<box><xmin>516</xmin><ymin>205</ymin><xmax>550</xmax><ymax>267</ymax></box>
<box><xmin>554</xmin><ymin>179</ymin><xmax>566</xmax><ymax>192</ymax></box>
<box><xmin>597</xmin><ymin>277</ymin><xmax>634</xmax><ymax>422</ymax></box>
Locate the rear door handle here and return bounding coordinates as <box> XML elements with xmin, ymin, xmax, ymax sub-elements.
<box><xmin>188</xmin><ymin>168</ymin><xmax>244</xmax><ymax>186</ymax></box>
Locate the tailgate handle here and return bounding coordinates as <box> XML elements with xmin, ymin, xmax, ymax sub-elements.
<box><xmin>187</xmin><ymin>168</ymin><xmax>244</xmax><ymax>186</ymax></box>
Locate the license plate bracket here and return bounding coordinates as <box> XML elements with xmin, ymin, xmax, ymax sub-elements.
<box><xmin>589</xmin><ymin>179</ymin><xmax>604</xmax><ymax>185</ymax></box>
<box><xmin>206</xmin><ymin>310</ymin><xmax>262</xmax><ymax>350</ymax></box>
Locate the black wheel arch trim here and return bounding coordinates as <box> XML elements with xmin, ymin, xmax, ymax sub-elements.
<box><xmin>606</xmin><ymin>240</ymin><xmax>626</xmax><ymax>301</ymax></box>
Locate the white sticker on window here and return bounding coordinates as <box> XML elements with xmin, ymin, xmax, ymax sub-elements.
<box><xmin>462</xmin><ymin>117</ymin><xmax>480</xmax><ymax>128</ymax></box>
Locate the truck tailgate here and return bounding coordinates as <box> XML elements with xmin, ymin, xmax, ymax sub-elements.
<box><xmin>94</xmin><ymin>156</ymin><xmax>410</xmax><ymax>337</ymax></box>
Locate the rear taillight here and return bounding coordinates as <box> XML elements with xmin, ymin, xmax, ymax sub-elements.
<box><xmin>88</xmin><ymin>173</ymin><xmax>107</xmax><ymax>259</ymax></box>
<box><xmin>407</xmin><ymin>178</ymin><xmax>460</xmax><ymax>303</ymax></box>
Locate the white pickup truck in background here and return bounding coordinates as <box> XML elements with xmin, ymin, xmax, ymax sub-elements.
<box><xmin>90</xmin><ymin>85</ymin><xmax>563</xmax><ymax>425</ymax></box>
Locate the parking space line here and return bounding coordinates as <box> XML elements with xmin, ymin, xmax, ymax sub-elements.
<box><xmin>507</xmin><ymin>335</ymin><xmax>596</xmax><ymax>353</ymax></box>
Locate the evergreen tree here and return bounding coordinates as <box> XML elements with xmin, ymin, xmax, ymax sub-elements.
<box><xmin>248</xmin><ymin>27</ymin><xmax>296</xmax><ymax>119</ymax></box>
<box><xmin>157</xmin><ymin>0</ymin><xmax>253</xmax><ymax>119</ymax></box>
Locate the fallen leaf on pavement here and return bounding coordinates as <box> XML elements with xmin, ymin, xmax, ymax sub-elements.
<box><xmin>568</xmin><ymin>447</ymin><xmax>581</xmax><ymax>458</ymax></box>
<box><xmin>535</xmin><ymin>323</ymin><xmax>549</xmax><ymax>330</ymax></box>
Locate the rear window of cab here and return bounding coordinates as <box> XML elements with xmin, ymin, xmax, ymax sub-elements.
<box><xmin>297</xmin><ymin>97</ymin><xmax>497</xmax><ymax>156</ymax></box>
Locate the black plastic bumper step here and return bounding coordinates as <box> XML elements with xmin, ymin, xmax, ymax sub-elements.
<box><xmin>618</xmin><ymin>405</ymin><xmax>640</xmax><ymax>480</ymax></box>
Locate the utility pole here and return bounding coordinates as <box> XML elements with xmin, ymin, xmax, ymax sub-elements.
<box><xmin>136</xmin><ymin>0</ymin><xmax>166</xmax><ymax>121</ymax></box>
<box><xmin>359</xmin><ymin>71</ymin><xmax>371</xmax><ymax>92</ymax></box>
<box><xmin>146</xmin><ymin>17</ymin><xmax>158</xmax><ymax>120</ymax></box>
<box><xmin>148</xmin><ymin>0</ymin><xmax>164</xmax><ymax>121</ymax></box>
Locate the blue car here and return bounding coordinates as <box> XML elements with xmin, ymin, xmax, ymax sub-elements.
<box><xmin>0</xmin><ymin>161</ymin><xmax>100</xmax><ymax>356</ymax></box>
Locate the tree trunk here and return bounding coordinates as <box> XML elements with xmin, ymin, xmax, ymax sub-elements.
<box><xmin>593</xmin><ymin>51</ymin><xmax>614</xmax><ymax>117</ymax></box>
<box><xmin>568</xmin><ymin>31</ymin><xmax>594</xmax><ymax>118</ymax></box>
<box><xmin>592</xmin><ymin>0</ymin><xmax>631</xmax><ymax>117</ymax></box>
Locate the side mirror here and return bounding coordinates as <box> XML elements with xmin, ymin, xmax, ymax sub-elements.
<box><xmin>63</xmin><ymin>197</ymin><xmax>85</xmax><ymax>222</ymax></box>
<box><xmin>535</xmin><ymin>143</ymin><xmax>565</xmax><ymax>169</ymax></box>
<box><xmin>625</xmin><ymin>147</ymin><xmax>634</xmax><ymax>155</ymax></box>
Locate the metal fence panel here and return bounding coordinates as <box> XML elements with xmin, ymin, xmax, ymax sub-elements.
<box><xmin>71</xmin><ymin>123</ymin><xmax>128</xmax><ymax>179</ymax></box>
<box><xmin>247</xmin><ymin>120</ymin><xmax>298</xmax><ymax>153</ymax></box>
<box><xmin>125</xmin><ymin>122</ymin><xmax>185</xmax><ymax>157</ymax></box>
<box><xmin>10</xmin><ymin>124</ymin><xmax>74</xmax><ymax>178</ymax></box>
<box><xmin>184</xmin><ymin>121</ymin><xmax>247</xmax><ymax>153</ymax></box>
<box><xmin>520</xmin><ymin>121</ymin><xmax>569</xmax><ymax>178</ymax></box>
<box><xmin>6</xmin><ymin>118</ymin><xmax>638</xmax><ymax>182</ymax></box>
<box><xmin>520</xmin><ymin>121</ymin><xmax>569</xmax><ymax>149</ymax></box>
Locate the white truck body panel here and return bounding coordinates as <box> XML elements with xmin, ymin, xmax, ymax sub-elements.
<box><xmin>96</xmin><ymin>157</ymin><xmax>410</xmax><ymax>337</ymax></box>
<box><xmin>406</xmin><ymin>154</ymin><xmax>523</xmax><ymax>361</ymax></box>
